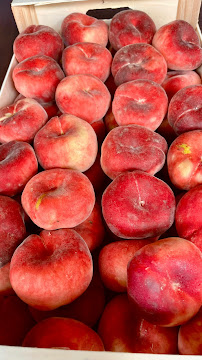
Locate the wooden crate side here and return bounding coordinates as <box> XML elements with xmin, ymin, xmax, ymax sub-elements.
<box><xmin>11</xmin><ymin>4</ymin><xmax>38</xmax><ymax>33</ymax></box>
<box><xmin>177</xmin><ymin>0</ymin><xmax>201</xmax><ymax>28</ymax></box>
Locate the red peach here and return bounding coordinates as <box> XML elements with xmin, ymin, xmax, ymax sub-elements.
<box><xmin>175</xmin><ymin>185</ymin><xmax>202</xmax><ymax>252</ymax></box>
<box><xmin>98</xmin><ymin>239</ymin><xmax>153</xmax><ymax>292</ymax></box>
<box><xmin>162</xmin><ymin>70</ymin><xmax>201</xmax><ymax>102</ymax></box>
<box><xmin>84</xmin><ymin>153</ymin><xmax>107</xmax><ymax>194</ymax></box>
<box><xmin>61</xmin><ymin>12</ymin><xmax>108</xmax><ymax>47</ymax></box>
<box><xmin>112</xmin><ymin>80</ymin><xmax>168</xmax><ymax>130</ymax></box>
<box><xmin>104</xmin><ymin>74</ymin><xmax>117</xmax><ymax>98</ymax></box>
<box><xmin>111</xmin><ymin>43</ymin><xmax>167</xmax><ymax>86</ymax></box>
<box><xmin>156</xmin><ymin>116</ymin><xmax>177</xmax><ymax>145</ymax></box>
<box><xmin>102</xmin><ymin>171</ymin><xmax>175</xmax><ymax>239</ymax></box>
<box><xmin>152</xmin><ymin>20</ymin><xmax>202</xmax><ymax>70</ymax></box>
<box><xmin>98</xmin><ymin>294</ymin><xmax>179</xmax><ymax>353</ymax></box>
<box><xmin>168</xmin><ymin>84</ymin><xmax>202</xmax><ymax>134</ymax></box>
<box><xmin>34</xmin><ymin>114</ymin><xmax>98</xmax><ymax>172</ymax></box>
<box><xmin>12</xmin><ymin>55</ymin><xmax>65</xmax><ymax>102</ymax></box>
<box><xmin>21</xmin><ymin>168</ymin><xmax>95</xmax><ymax>230</ymax></box>
<box><xmin>104</xmin><ymin>106</ymin><xmax>119</xmax><ymax>132</ymax></box>
<box><xmin>109</xmin><ymin>9</ymin><xmax>156</xmax><ymax>51</ymax></box>
<box><xmin>55</xmin><ymin>74</ymin><xmax>111</xmax><ymax>123</ymax></box>
<box><xmin>62</xmin><ymin>42</ymin><xmax>112</xmax><ymax>82</ymax></box>
<box><xmin>73</xmin><ymin>202</ymin><xmax>105</xmax><ymax>252</ymax></box>
<box><xmin>23</xmin><ymin>317</ymin><xmax>104</xmax><ymax>350</ymax></box>
<box><xmin>13</xmin><ymin>25</ymin><xmax>64</xmax><ymax>63</ymax></box>
<box><xmin>127</xmin><ymin>237</ymin><xmax>202</xmax><ymax>326</ymax></box>
<box><xmin>0</xmin><ymin>295</ymin><xmax>35</xmax><ymax>346</ymax></box>
<box><xmin>10</xmin><ymin>229</ymin><xmax>93</xmax><ymax>310</ymax></box>
<box><xmin>0</xmin><ymin>141</ymin><xmax>38</xmax><ymax>197</ymax></box>
<box><xmin>101</xmin><ymin>124</ymin><xmax>167</xmax><ymax>179</ymax></box>
<box><xmin>90</xmin><ymin>119</ymin><xmax>106</xmax><ymax>148</ymax></box>
<box><xmin>0</xmin><ymin>98</ymin><xmax>48</xmax><ymax>143</ymax></box>
<box><xmin>167</xmin><ymin>130</ymin><xmax>202</xmax><ymax>190</ymax></box>
<box><xmin>178</xmin><ymin>307</ymin><xmax>202</xmax><ymax>355</ymax></box>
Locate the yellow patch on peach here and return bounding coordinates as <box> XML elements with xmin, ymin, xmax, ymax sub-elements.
<box><xmin>35</xmin><ymin>193</ymin><xmax>47</xmax><ymax>210</ymax></box>
<box><xmin>0</xmin><ymin>113</ymin><xmax>13</xmax><ymax>122</ymax></box>
<box><xmin>177</xmin><ymin>143</ymin><xmax>191</xmax><ymax>155</ymax></box>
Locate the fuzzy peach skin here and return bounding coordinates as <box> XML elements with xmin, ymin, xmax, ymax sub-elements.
<box><xmin>23</xmin><ymin>317</ymin><xmax>104</xmax><ymax>350</ymax></box>
<box><xmin>61</xmin><ymin>12</ymin><xmax>108</xmax><ymax>47</ymax></box>
<box><xmin>101</xmin><ymin>124</ymin><xmax>168</xmax><ymax>179</ymax></box>
<box><xmin>127</xmin><ymin>237</ymin><xmax>202</xmax><ymax>327</ymax></box>
<box><xmin>10</xmin><ymin>229</ymin><xmax>93</xmax><ymax>310</ymax></box>
<box><xmin>98</xmin><ymin>239</ymin><xmax>153</xmax><ymax>292</ymax></box>
<box><xmin>0</xmin><ymin>295</ymin><xmax>35</xmax><ymax>346</ymax></box>
<box><xmin>55</xmin><ymin>74</ymin><xmax>111</xmax><ymax>123</ymax></box>
<box><xmin>21</xmin><ymin>168</ymin><xmax>95</xmax><ymax>230</ymax></box>
<box><xmin>109</xmin><ymin>9</ymin><xmax>156</xmax><ymax>51</ymax></box>
<box><xmin>12</xmin><ymin>55</ymin><xmax>65</xmax><ymax>102</ymax></box>
<box><xmin>73</xmin><ymin>202</ymin><xmax>105</xmax><ymax>252</ymax></box>
<box><xmin>34</xmin><ymin>114</ymin><xmax>98</xmax><ymax>172</ymax></box>
<box><xmin>168</xmin><ymin>84</ymin><xmax>202</xmax><ymax>135</ymax></box>
<box><xmin>13</xmin><ymin>25</ymin><xmax>64</xmax><ymax>63</ymax></box>
<box><xmin>152</xmin><ymin>20</ymin><xmax>202</xmax><ymax>71</ymax></box>
<box><xmin>0</xmin><ymin>141</ymin><xmax>38</xmax><ymax>197</ymax></box>
<box><xmin>62</xmin><ymin>42</ymin><xmax>112</xmax><ymax>82</ymax></box>
<box><xmin>0</xmin><ymin>98</ymin><xmax>48</xmax><ymax>143</ymax></box>
<box><xmin>29</xmin><ymin>270</ymin><xmax>105</xmax><ymax>328</ymax></box>
<box><xmin>178</xmin><ymin>307</ymin><xmax>202</xmax><ymax>355</ymax></box>
<box><xmin>162</xmin><ymin>70</ymin><xmax>201</xmax><ymax>102</ymax></box>
<box><xmin>84</xmin><ymin>153</ymin><xmax>107</xmax><ymax>194</ymax></box>
<box><xmin>112</xmin><ymin>80</ymin><xmax>168</xmax><ymax>130</ymax></box>
<box><xmin>175</xmin><ymin>185</ymin><xmax>202</xmax><ymax>252</ymax></box>
<box><xmin>0</xmin><ymin>196</ymin><xmax>26</xmax><ymax>294</ymax></box>
<box><xmin>98</xmin><ymin>294</ymin><xmax>179</xmax><ymax>353</ymax></box>
<box><xmin>167</xmin><ymin>130</ymin><xmax>202</xmax><ymax>190</ymax></box>
<box><xmin>102</xmin><ymin>170</ymin><xmax>175</xmax><ymax>239</ymax></box>
<box><xmin>111</xmin><ymin>43</ymin><xmax>167</xmax><ymax>86</ymax></box>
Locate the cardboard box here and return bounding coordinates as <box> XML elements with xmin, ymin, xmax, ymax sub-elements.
<box><xmin>0</xmin><ymin>0</ymin><xmax>202</xmax><ymax>358</ymax></box>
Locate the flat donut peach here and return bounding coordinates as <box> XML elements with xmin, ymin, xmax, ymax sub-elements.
<box><xmin>111</xmin><ymin>43</ymin><xmax>167</xmax><ymax>86</ymax></box>
<box><xmin>55</xmin><ymin>74</ymin><xmax>111</xmax><ymax>123</ymax></box>
<box><xmin>109</xmin><ymin>9</ymin><xmax>156</xmax><ymax>51</ymax></box>
<box><xmin>102</xmin><ymin>171</ymin><xmax>175</xmax><ymax>239</ymax></box>
<box><xmin>101</xmin><ymin>124</ymin><xmax>167</xmax><ymax>179</ymax></box>
<box><xmin>152</xmin><ymin>20</ymin><xmax>202</xmax><ymax>70</ymax></box>
<box><xmin>21</xmin><ymin>168</ymin><xmax>95</xmax><ymax>230</ymax></box>
<box><xmin>12</xmin><ymin>55</ymin><xmax>65</xmax><ymax>102</ymax></box>
<box><xmin>112</xmin><ymin>79</ymin><xmax>168</xmax><ymax>130</ymax></box>
<box><xmin>10</xmin><ymin>229</ymin><xmax>93</xmax><ymax>310</ymax></box>
<box><xmin>62</xmin><ymin>42</ymin><xmax>112</xmax><ymax>82</ymax></box>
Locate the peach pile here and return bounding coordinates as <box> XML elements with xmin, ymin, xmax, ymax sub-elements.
<box><xmin>0</xmin><ymin>8</ymin><xmax>202</xmax><ymax>355</ymax></box>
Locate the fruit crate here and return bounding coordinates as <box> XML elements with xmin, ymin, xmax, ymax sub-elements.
<box><xmin>0</xmin><ymin>0</ymin><xmax>201</xmax><ymax>359</ymax></box>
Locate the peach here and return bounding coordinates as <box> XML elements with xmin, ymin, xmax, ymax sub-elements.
<box><xmin>23</xmin><ymin>317</ymin><xmax>104</xmax><ymax>350</ymax></box>
<box><xmin>10</xmin><ymin>229</ymin><xmax>93</xmax><ymax>310</ymax></box>
<box><xmin>13</xmin><ymin>25</ymin><xmax>64</xmax><ymax>63</ymax></box>
<box><xmin>55</xmin><ymin>74</ymin><xmax>111</xmax><ymax>123</ymax></box>
<box><xmin>34</xmin><ymin>114</ymin><xmax>98</xmax><ymax>172</ymax></box>
<box><xmin>162</xmin><ymin>70</ymin><xmax>201</xmax><ymax>102</ymax></box>
<box><xmin>109</xmin><ymin>9</ymin><xmax>156</xmax><ymax>51</ymax></box>
<box><xmin>127</xmin><ymin>237</ymin><xmax>202</xmax><ymax>326</ymax></box>
<box><xmin>98</xmin><ymin>294</ymin><xmax>179</xmax><ymax>353</ymax></box>
<box><xmin>0</xmin><ymin>295</ymin><xmax>35</xmax><ymax>346</ymax></box>
<box><xmin>178</xmin><ymin>307</ymin><xmax>202</xmax><ymax>355</ymax></box>
<box><xmin>175</xmin><ymin>185</ymin><xmax>202</xmax><ymax>252</ymax></box>
<box><xmin>111</xmin><ymin>43</ymin><xmax>167</xmax><ymax>86</ymax></box>
<box><xmin>167</xmin><ymin>130</ymin><xmax>202</xmax><ymax>190</ymax></box>
<box><xmin>0</xmin><ymin>141</ymin><xmax>38</xmax><ymax>196</ymax></box>
<box><xmin>156</xmin><ymin>116</ymin><xmax>177</xmax><ymax>145</ymax></box>
<box><xmin>21</xmin><ymin>168</ymin><xmax>95</xmax><ymax>230</ymax></box>
<box><xmin>29</xmin><ymin>270</ymin><xmax>105</xmax><ymax>328</ymax></box>
<box><xmin>104</xmin><ymin>106</ymin><xmax>119</xmax><ymax>133</ymax></box>
<box><xmin>84</xmin><ymin>153</ymin><xmax>107</xmax><ymax>194</ymax></box>
<box><xmin>102</xmin><ymin>170</ymin><xmax>175</xmax><ymax>239</ymax></box>
<box><xmin>73</xmin><ymin>202</ymin><xmax>105</xmax><ymax>252</ymax></box>
<box><xmin>61</xmin><ymin>12</ymin><xmax>108</xmax><ymax>47</ymax></box>
<box><xmin>62</xmin><ymin>42</ymin><xmax>112</xmax><ymax>82</ymax></box>
<box><xmin>90</xmin><ymin>119</ymin><xmax>106</xmax><ymax>148</ymax></box>
<box><xmin>168</xmin><ymin>84</ymin><xmax>202</xmax><ymax>134</ymax></box>
<box><xmin>12</xmin><ymin>55</ymin><xmax>65</xmax><ymax>102</ymax></box>
<box><xmin>0</xmin><ymin>98</ymin><xmax>48</xmax><ymax>143</ymax></box>
<box><xmin>104</xmin><ymin>74</ymin><xmax>117</xmax><ymax>98</ymax></box>
<box><xmin>101</xmin><ymin>124</ymin><xmax>167</xmax><ymax>179</ymax></box>
<box><xmin>98</xmin><ymin>239</ymin><xmax>153</xmax><ymax>292</ymax></box>
<box><xmin>152</xmin><ymin>20</ymin><xmax>202</xmax><ymax>70</ymax></box>
<box><xmin>112</xmin><ymin>80</ymin><xmax>168</xmax><ymax>130</ymax></box>
<box><xmin>0</xmin><ymin>196</ymin><xmax>26</xmax><ymax>294</ymax></box>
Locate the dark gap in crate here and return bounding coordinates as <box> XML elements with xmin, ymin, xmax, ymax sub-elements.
<box><xmin>86</xmin><ymin>7</ymin><xmax>131</xmax><ymax>19</ymax></box>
